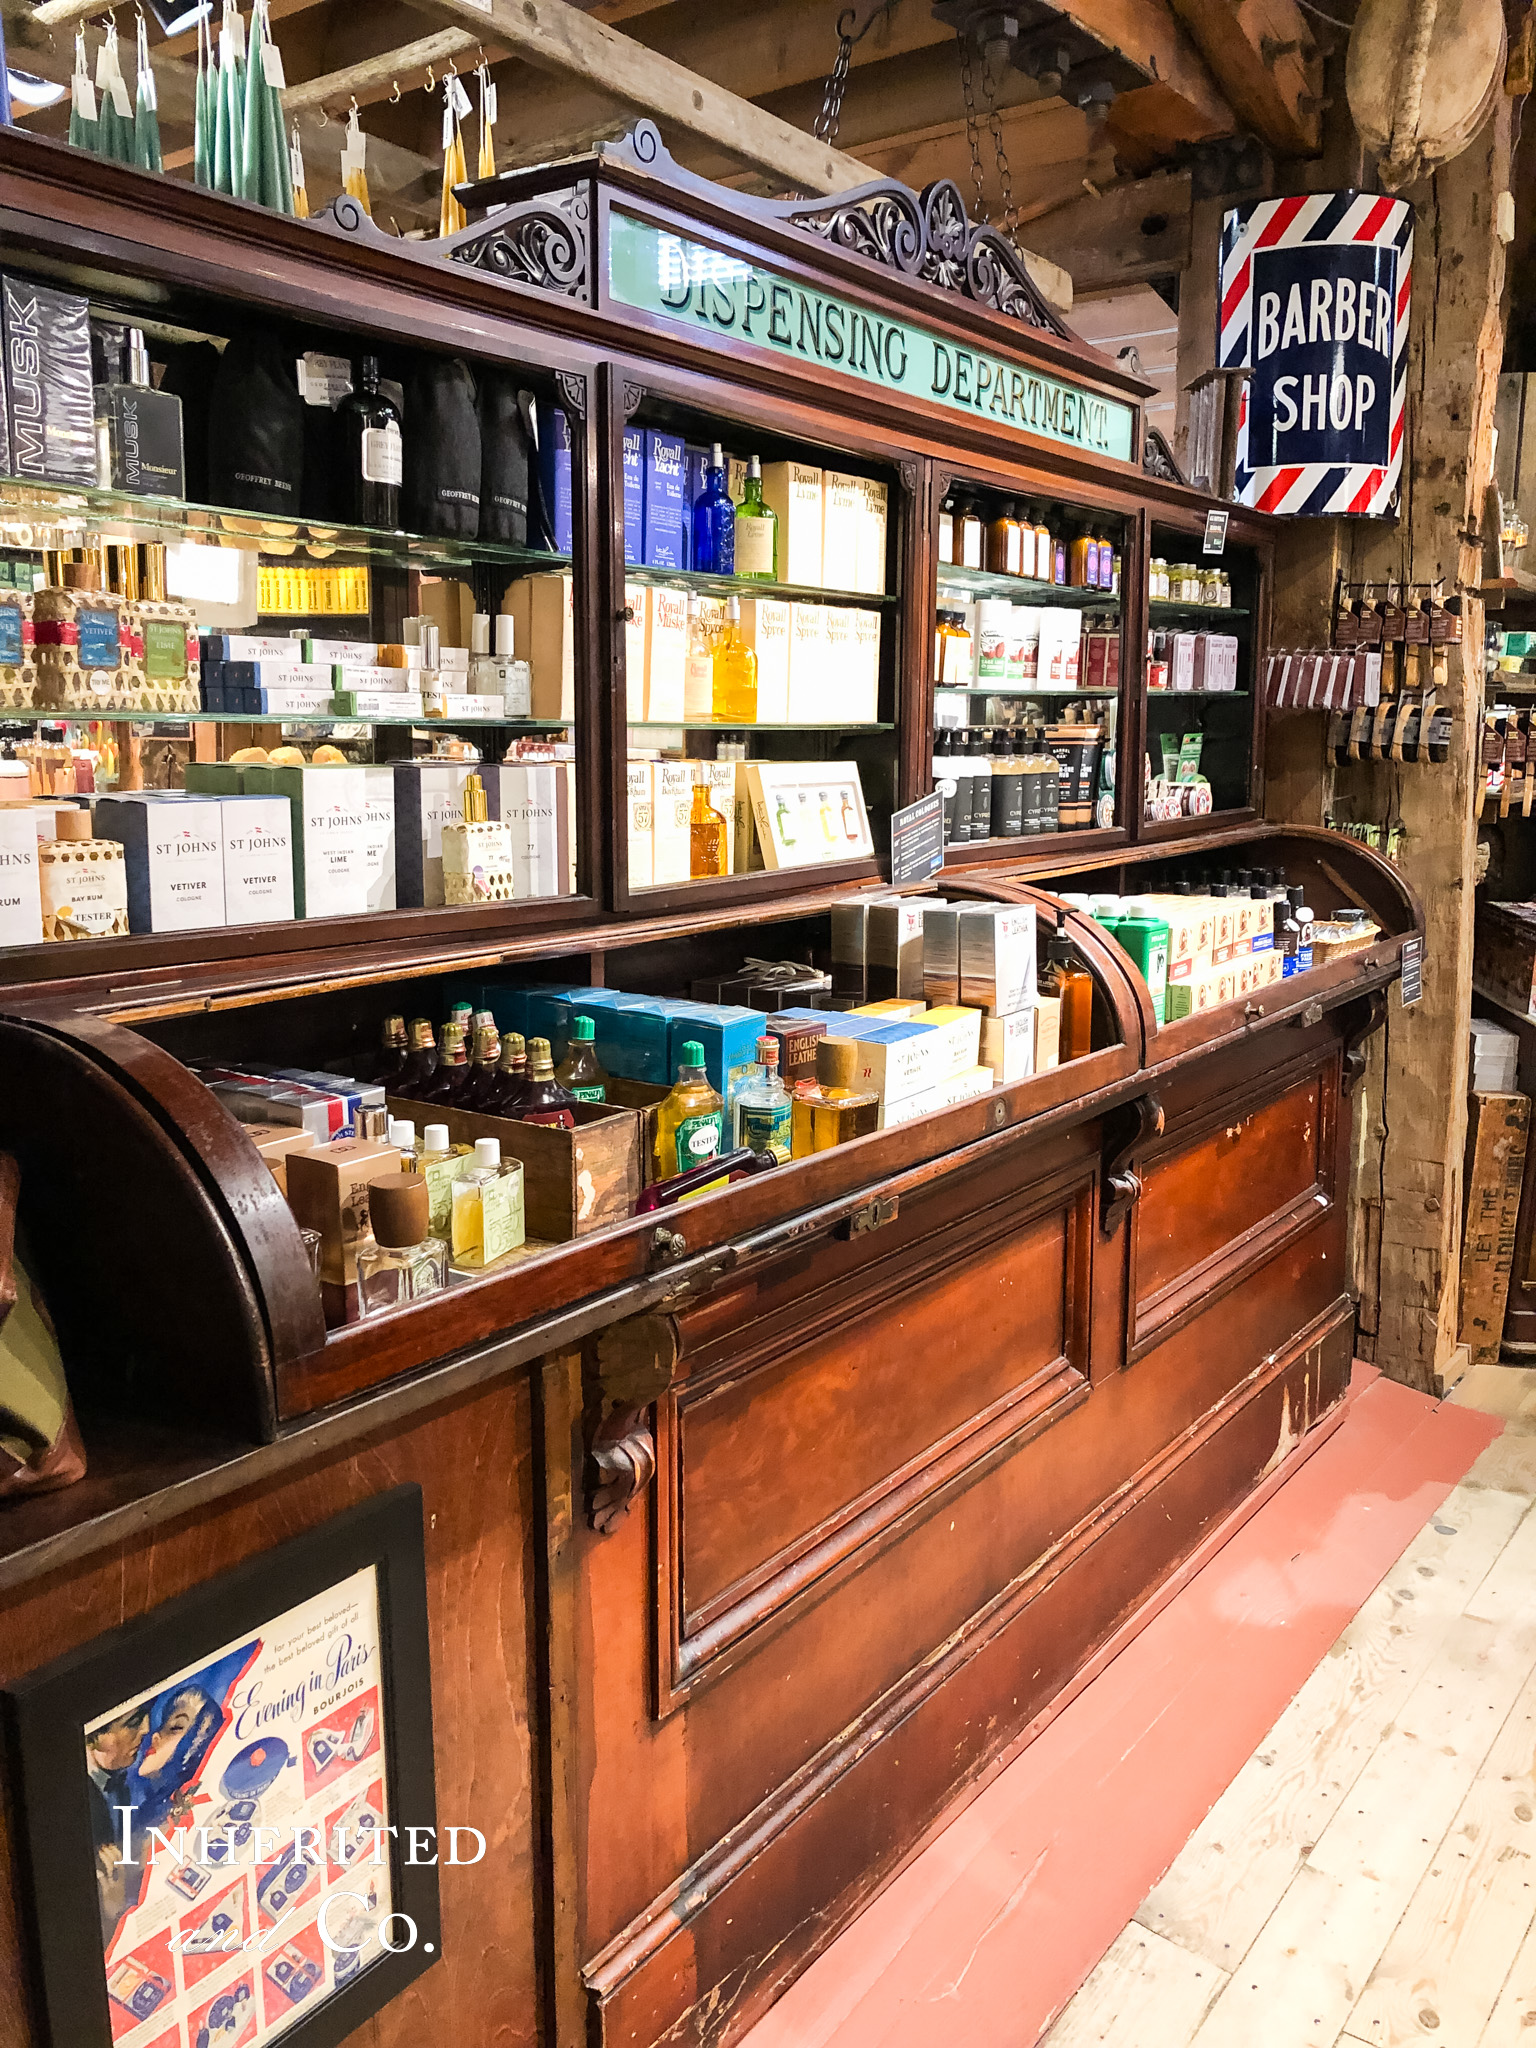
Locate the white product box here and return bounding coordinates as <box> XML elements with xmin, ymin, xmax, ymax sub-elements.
<box><xmin>296</xmin><ymin>767</ymin><xmax>369</xmax><ymax>919</ymax></box>
<box><xmin>850</xmin><ymin>609</ymin><xmax>881</xmax><ymax>723</ymax></box>
<box><xmin>626</xmin><ymin>757</ymin><xmax>654</xmax><ymax>888</ymax></box>
<box><xmin>733</xmin><ymin>760</ymin><xmax>765</xmax><ymax>874</ymax></box>
<box><xmin>222</xmin><ymin>793</ymin><xmax>295</xmax><ymax>926</ymax></box>
<box><xmin>1012</xmin><ymin>606</ymin><xmax>1042</xmax><ymax>685</ymax></box>
<box><xmin>98</xmin><ymin>793</ymin><xmax>226</xmax><ymax>934</ymax></box>
<box><xmin>252</xmin><ymin>661</ymin><xmax>335</xmax><ymax>691</ymax></box>
<box><xmin>257</xmin><ymin>686</ymin><xmax>340</xmax><ymax>717</ymax></box>
<box><xmin>821</xmin><ymin>472</ymin><xmax>864</xmax><ymax>590</ymax></box>
<box><xmin>761</xmin><ymin>461</ymin><xmax>824</xmax><ymax>586</ymax></box>
<box><xmin>487</xmin><ymin>762</ymin><xmax>571</xmax><ymax>899</ymax></box>
<box><xmin>857</xmin><ymin>477</ymin><xmax>888</xmax><ymax>595</ymax></box>
<box><xmin>1035</xmin><ymin>995</ymin><xmax>1061</xmax><ymax>1071</ymax></box>
<box><xmin>0</xmin><ymin>804</ymin><xmax>42</xmax><ymax>945</ymax></box>
<box><xmin>333</xmin><ymin>664</ymin><xmax>411</xmax><ymax>692</ymax></box>
<box><xmin>650</xmin><ymin>761</ymin><xmax>695</xmax><ymax>886</ymax></box>
<box><xmin>437</xmin><ymin>693</ymin><xmax>511</xmax><ymax>720</ymax></box>
<box><xmin>503</xmin><ymin>574</ymin><xmax>574</xmax><ymax>720</ymax></box>
<box><xmin>787</xmin><ymin>603</ymin><xmax>828</xmax><ymax>722</ymax></box>
<box><xmin>359</xmin><ymin>765</ymin><xmax>396</xmax><ymax>913</ymax></box>
<box><xmin>1171</xmin><ymin>631</ymin><xmax>1198</xmax><ymax>693</ymax></box>
<box><xmin>392</xmin><ymin>761</ymin><xmax>475</xmax><ymax>908</ymax></box>
<box><xmin>738</xmin><ymin>598</ymin><xmax>791</xmax><ymax>722</ymax></box>
<box><xmin>305</xmin><ymin>638</ymin><xmax>379</xmax><ymax>665</ymax></box>
<box><xmin>979</xmin><ymin>1009</ymin><xmax>1036</xmax><ymax>1086</ymax></box>
<box><xmin>743</xmin><ymin>761</ymin><xmax>874</xmax><ymax>869</ymax></box>
<box><xmin>880</xmin><ymin>1064</ymin><xmax>995</xmax><ymax>1129</ymax></box>
<box><xmin>959</xmin><ymin>905</ymin><xmax>1037</xmax><ymax>1015</ymax></box>
<box><xmin>437</xmin><ymin>645</ymin><xmax>470</xmax><ymax>674</ymax></box>
<box><xmin>625</xmin><ymin>583</ymin><xmax>649</xmax><ymax>723</ymax></box>
<box><xmin>823</xmin><ymin>606</ymin><xmax>855</xmax><ymax>721</ymax></box>
<box><xmin>645</xmin><ymin>584</ymin><xmax>688</xmax><ymax>723</ymax></box>
<box><xmin>840</xmin><ymin>1005</ymin><xmax>982</xmax><ymax>1106</ymax></box>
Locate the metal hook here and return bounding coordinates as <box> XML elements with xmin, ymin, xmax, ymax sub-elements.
<box><xmin>389</xmin><ymin>77</ymin><xmax>401</xmax><ymax>103</ymax></box>
<box><xmin>445</xmin><ymin>56</ymin><xmax>458</xmax><ymax>80</ymax></box>
<box><xmin>424</xmin><ymin>62</ymin><xmax>435</xmax><ymax>91</ymax></box>
<box><xmin>349</xmin><ymin>94</ymin><xmax>359</xmax><ymax>116</ymax></box>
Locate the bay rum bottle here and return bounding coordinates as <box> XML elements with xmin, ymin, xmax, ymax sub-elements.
<box><xmin>653</xmin><ymin>1038</ymin><xmax>724</xmax><ymax>1180</ymax></box>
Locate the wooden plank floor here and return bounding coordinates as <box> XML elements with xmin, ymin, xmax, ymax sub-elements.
<box><xmin>1046</xmin><ymin>1364</ymin><xmax>1536</xmax><ymax>2048</ymax></box>
<box><xmin>738</xmin><ymin>1368</ymin><xmax>1506</xmax><ymax>2048</ymax></box>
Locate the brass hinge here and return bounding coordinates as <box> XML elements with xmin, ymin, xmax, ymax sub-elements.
<box><xmin>839</xmin><ymin>1192</ymin><xmax>899</xmax><ymax>1239</ymax></box>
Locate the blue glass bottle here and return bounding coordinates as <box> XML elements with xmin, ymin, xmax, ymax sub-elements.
<box><xmin>692</xmin><ymin>441</ymin><xmax>736</xmax><ymax>575</ymax></box>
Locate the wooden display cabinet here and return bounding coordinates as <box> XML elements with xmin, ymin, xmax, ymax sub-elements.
<box><xmin>0</xmin><ymin>122</ymin><xmax>1421</xmax><ymax>2048</ymax></box>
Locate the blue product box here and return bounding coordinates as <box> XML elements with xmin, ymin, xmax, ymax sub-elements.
<box><xmin>667</xmin><ymin>1004</ymin><xmax>769</xmax><ymax>1110</ymax></box>
<box><xmin>682</xmin><ymin>445</ymin><xmax>709</xmax><ymax>570</ymax></box>
<box><xmin>622</xmin><ymin>426</ymin><xmax>645</xmax><ymax>567</ymax></box>
<box><xmin>200</xmin><ymin>667</ymin><xmax>226</xmax><ymax>713</ymax></box>
<box><xmin>607</xmin><ymin>997</ymin><xmax>673</xmax><ymax>1085</ymax></box>
<box><xmin>536</xmin><ymin>402</ymin><xmax>573</xmax><ymax>556</ymax></box>
<box><xmin>524</xmin><ymin>984</ymin><xmax>610</xmax><ymax>1065</ymax></box>
<box><xmin>643</xmin><ymin>431</ymin><xmax>688</xmax><ymax>570</ymax></box>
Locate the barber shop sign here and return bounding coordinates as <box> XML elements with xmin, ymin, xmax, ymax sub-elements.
<box><xmin>1219</xmin><ymin>192</ymin><xmax>1413</xmax><ymax>517</ymax></box>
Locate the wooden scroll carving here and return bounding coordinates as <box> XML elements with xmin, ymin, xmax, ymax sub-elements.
<box><xmin>1143</xmin><ymin>427</ymin><xmax>1184</xmax><ymax>484</ymax></box>
<box><xmin>586</xmin><ymin>1310</ymin><xmax>679</xmax><ymax>1536</ymax></box>
<box><xmin>311</xmin><ymin>188</ymin><xmax>592</xmax><ymax>303</ymax></box>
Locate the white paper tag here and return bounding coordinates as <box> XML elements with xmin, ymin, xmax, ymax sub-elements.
<box><xmin>484</xmin><ymin>81</ymin><xmax>497</xmax><ymax>127</ymax></box>
<box><xmin>262</xmin><ymin>40</ymin><xmax>286</xmax><ymax>89</ymax></box>
<box><xmin>227</xmin><ymin>10</ymin><xmax>246</xmax><ymax>62</ymax></box>
<box><xmin>73</xmin><ymin>75</ymin><xmax>98</xmax><ymax>122</ymax></box>
<box><xmin>94</xmin><ymin>40</ymin><xmax>111</xmax><ymax>89</ymax></box>
<box><xmin>110</xmin><ymin>75</ymin><xmax>132</xmax><ymax>118</ymax></box>
<box><xmin>290</xmin><ymin>136</ymin><xmax>305</xmax><ymax>187</ymax></box>
<box><xmin>450</xmin><ymin>73</ymin><xmax>472</xmax><ymax>121</ymax></box>
<box><xmin>442</xmin><ymin>102</ymin><xmax>454</xmax><ymax>153</ymax></box>
<box><xmin>140</xmin><ymin>66</ymin><xmax>157</xmax><ymax>110</ymax></box>
<box><xmin>299</xmin><ymin>351</ymin><xmax>352</xmax><ymax>409</ymax></box>
<box><xmin>457</xmin><ymin>0</ymin><xmax>492</xmax><ymax>12</ymax></box>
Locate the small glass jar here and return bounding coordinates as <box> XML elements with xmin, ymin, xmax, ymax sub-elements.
<box><xmin>1150</xmin><ymin>557</ymin><xmax>1169</xmax><ymax>601</ymax></box>
<box><xmin>1217</xmin><ymin>571</ymin><xmax>1232</xmax><ymax>608</ymax></box>
<box><xmin>357</xmin><ymin>1172</ymin><xmax>448</xmax><ymax>1315</ymax></box>
<box><xmin>1201</xmin><ymin>565</ymin><xmax>1221</xmax><ymax>606</ymax></box>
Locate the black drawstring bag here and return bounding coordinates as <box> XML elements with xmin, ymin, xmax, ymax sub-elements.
<box><xmin>207</xmin><ymin>328</ymin><xmax>304</xmax><ymax>516</ymax></box>
<box><xmin>403</xmin><ymin>356</ymin><xmax>480</xmax><ymax>538</ymax></box>
<box><xmin>156</xmin><ymin>340</ymin><xmax>222</xmax><ymax>503</ymax></box>
<box><xmin>478</xmin><ymin>368</ymin><xmax>534</xmax><ymax>547</ymax></box>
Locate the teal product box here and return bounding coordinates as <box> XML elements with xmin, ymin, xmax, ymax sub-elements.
<box><xmin>606</xmin><ymin>996</ymin><xmax>672</xmax><ymax>1084</ymax></box>
<box><xmin>666</xmin><ymin>1004</ymin><xmax>769</xmax><ymax>1109</ymax></box>
<box><xmin>525</xmin><ymin>984</ymin><xmax>610</xmax><ymax>1063</ymax></box>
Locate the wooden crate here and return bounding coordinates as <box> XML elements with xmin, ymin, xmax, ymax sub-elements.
<box><xmin>1460</xmin><ymin>1090</ymin><xmax>1530</xmax><ymax>1364</ymax></box>
<box><xmin>604</xmin><ymin>1077</ymin><xmax>672</xmax><ymax>1186</ymax></box>
<box><xmin>387</xmin><ymin>1096</ymin><xmax>642</xmax><ymax>1242</ymax></box>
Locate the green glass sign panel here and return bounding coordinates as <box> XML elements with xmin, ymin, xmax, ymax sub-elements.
<box><xmin>608</xmin><ymin>211</ymin><xmax>1135</xmax><ymax>464</ymax></box>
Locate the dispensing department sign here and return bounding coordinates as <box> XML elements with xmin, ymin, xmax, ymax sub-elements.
<box><xmin>1219</xmin><ymin>192</ymin><xmax>1413</xmax><ymax>518</ymax></box>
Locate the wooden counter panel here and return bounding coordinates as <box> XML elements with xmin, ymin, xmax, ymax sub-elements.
<box><xmin>0</xmin><ymin>1378</ymin><xmax>544</xmax><ymax>2048</ymax></box>
<box><xmin>674</xmin><ymin>1189</ymin><xmax>1081</xmax><ymax>1629</ymax></box>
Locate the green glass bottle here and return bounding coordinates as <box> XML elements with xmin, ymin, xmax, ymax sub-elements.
<box><xmin>734</xmin><ymin>455</ymin><xmax>778</xmax><ymax>581</ymax></box>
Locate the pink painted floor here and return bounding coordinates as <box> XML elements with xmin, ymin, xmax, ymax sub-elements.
<box><xmin>739</xmin><ymin>1370</ymin><xmax>1502</xmax><ymax>2048</ymax></box>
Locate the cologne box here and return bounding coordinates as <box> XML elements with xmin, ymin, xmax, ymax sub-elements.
<box><xmin>503</xmin><ymin>574</ymin><xmax>574</xmax><ymax>721</ymax></box>
<box><xmin>922</xmin><ymin>903</ymin><xmax>961</xmax><ymax>1004</ymax></box>
<box><xmin>626</xmin><ymin>757</ymin><xmax>654</xmax><ymax>888</ymax></box>
<box><xmin>0</xmin><ymin>803</ymin><xmax>41</xmax><ymax>946</ymax></box>
<box><xmin>761</xmin><ymin>461</ymin><xmax>823</xmax><ymax>586</ymax></box>
<box><xmin>3</xmin><ymin>275</ymin><xmax>92</xmax><ymax>483</ymax></box>
<box><xmin>242</xmin><ymin>1121</ymin><xmax>319</xmax><ymax>1196</ymax></box>
<box><xmin>625</xmin><ymin>583</ymin><xmax>649</xmax><ymax>722</ymax></box>
<box><xmin>665</xmin><ymin>1004</ymin><xmax>767</xmax><ymax>1110</ymax></box>
<box><xmin>622</xmin><ymin>425</ymin><xmax>645</xmax><ymax>565</ymax></box>
<box><xmin>959</xmin><ymin>905</ymin><xmax>1036</xmax><ymax>1015</ymax></box>
<box><xmin>867</xmin><ymin>898</ymin><xmax>927</xmax><ymax>1001</ymax></box>
<box><xmin>1034</xmin><ymin>995</ymin><xmax>1061</xmax><ymax>1072</ymax></box>
<box><xmin>333</xmin><ymin>689</ymin><xmax>425</xmax><ymax>721</ymax></box>
<box><xmin>442</xmin><ymin>816</ymin><xmax>515</xmax><ymax>903</ymax></box>
<box><xmin>762</xmin><ymin>1009</ymin><xmax>829</xmax><ymax>1085</ymax></box>
<box><xmin>644</xmin><ymin>583</ymin><xmax>687</xmax><ymax>722</ymax></box>
<box><xmin>359</xmin><ymin>764</ymin><xmax>396</xmax><ymax>913</ymax></box>
<box><xmin>95</xmin><ymin>793</ymin><xmax>227</xmax><ymax>934</ymax></box>
<box><xmin>743</xmin><ymin>761</ymin><xmax>874</xmax><ymax>870</ymax></box>
<box><xmin>536</xmin><ymin>401</ymin><xmax>573</xmax><ymax>554</ymax></box>
<box><xmin>650</xmin><ymin>760</ymin><xmax>694</xmax><ymax>886</ymax></box>
<box><xmin>821</xmin><ymin>472</ymin><xmax>864</xmax><ymax>591</ymax></box>
<box><xmin>824</xmin><ymin>606</ymin><xmax>855</xmax><ymax>721</ymax></box>
<box><xmin>857</xmin><ymin>478</ymin><xmax>888</xmax><ymax>595</ymax></box>
<box><xmin>849</xmin><ymin>609</ymin><xmax>881</xmax><ymax>723</ymax></box>
<box><xmin>332</xmin><ymin>663</ymin><xmax>411</xmax><ymax>693</ymax></box>
<box><xmin>392</xmin><ymin>761</ymin><xmax>475</xmax><ymax>908</ymax></box>
<box><xmin>202</xmin><ymin>634</ymin><xmax>298</xmax><ymax>662</ymax></box>
<box><xmin>287</xmin><ymin>1134</ymin><xmax>403</xmax><ymax>1296</ymax></box>
<box><xmin>786</xmin><ymin>603</ymin><xmax>828</xmax><ymax>722</ymax></box>
<box><xmin>436</xmin><ymin>692</ymin><xmax>512</xmax><ymax>720</ymax></box>
<box><xmin>830</xmin><ymin>891</ymin><xmax>897</xmax><ymax>998</ymax></box>
<box><xmin>643</xmin><ymin>430</ymin><xmax>688</xmax><ymax>570</ymax></box>
<box><xmin>880</xmin><ymin>1063</ymin><xmax>994</xmax><ymax>1129</ymax></box>
<box><xmin>979</xmin><ymin>1009</ymin><xmax>1035</xmax><ymax>1087</ymax></box>
<box><xmin>303</xmin><ymin>637</ymin><xmax>380</xmax><ymax>665</ymax></box>
<box><xmin>738</xmin><ymin>598</ymin><xmax>791</xmax><ymax>722</ymax></box>
<box><xmin>256</xmin><ymin>764</ymin><xmax>370</xmax><ymax>920</ymax></box>
<box><xmin>220</xmin><ymin>793</ymin><xmax>295</xmax><ymax>927</ymax></box>
<box><xmin>257</xmin><ymin>684</ymin><xmax>340</xmax><ymax>717</ymax></box>
<box><xmin>485</xmin><ymin>761</ymin><xmax>572</xmax><ymax>899</ymax></box>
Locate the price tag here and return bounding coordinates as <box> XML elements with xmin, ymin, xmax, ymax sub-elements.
<box><xmin>1202</xmin><ymin>508</ymin><xmax>1229</xmax><ymax>556</ymax></box>
<box><xmin>890</xmin><ymin>791</ymin><xmax>945</xmax><ymax>885</ymax></box>
<box><xmin>1400</xmin><ymin>933</ymin><xmax>1423</xmax><ymax>1006</ymax></box>
<box><xmin>262</xmin><ymin>40</ymin><xmax>286</xmax><ymax>90</ymax></box>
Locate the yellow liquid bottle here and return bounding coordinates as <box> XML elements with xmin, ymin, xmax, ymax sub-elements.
<box><xmin>653</xmin><ymin>1039</ymin><xmax>726</xmax><ymax>1180</ymax></box>
<box><xmin>688</xmin><ymin>779</ymin><xmax>726</xmax><ymax>877</ymax></box>
<box><xmin>712</xmin><ymin>595</ymin><xmax>758</xmax><ymax>722</ymax></box>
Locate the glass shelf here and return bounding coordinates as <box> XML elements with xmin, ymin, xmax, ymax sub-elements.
<box><xmin>0</xmin><ymin>709</ymin><xmax>571</xmax><ymax>730</ymax></box>
<box><xmin>1147</xmin><ymin>691</ymin><xmax>1252</xmax><ymax>701</ymax></box>
<box><xmin>934</xmin><ymin>683</ymin><xmax>1117</xmax><ymax>697</ymax></box>
<box><xmin>625</xmin><ymin>564</ymin><xmax>895</xmax><ymax>609</ymax></box>
<box><xmin>936</xmin><ymin>565</ymin><xmax>1120</xmax><ymax>609</ymax></box>
<box><xmin>1148</xmin><ymin>600</ymin><xmax>1251</xmax><ymax>620</ymax></box>
<box><xmin>626</xmin><ymin>719</ymin><xmax>894</xmax><ymax>732</ymax></box>
<box><xmin>0</xmin><ymin>475</ymin><xmax>571</xmax><ymax>574</ymax></box>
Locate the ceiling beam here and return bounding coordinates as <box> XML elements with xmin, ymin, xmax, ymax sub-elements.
<box><xmin>282</xmin><ymin>26</ymin><xmax>483</xmax><ymax>114</ymax></box>
<box><xmin>1022</xmin><ymin>166</ymin><xmax>1193</xmax><ymax>292</ymax></box>
<box><xmin>1160</xmin><ymin>0</ymin><xmax>1321</xmax><ymax>155</ymax></box>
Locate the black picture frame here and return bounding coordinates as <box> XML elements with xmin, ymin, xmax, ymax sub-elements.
<box><xmin>1</xmin><ymin>1485</ymin><xmax>439</xmax><ymax>2048</ymax></box>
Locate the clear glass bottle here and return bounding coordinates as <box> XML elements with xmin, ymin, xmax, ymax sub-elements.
<box><xmin>451</xmin><ymin>1137</ymin><xmax>503</xmax><ymax>1262</ymax></box>
<box><xmin>684</xmin><ymin>592</ymin><xmax>717</xmax><ymax>721</ymax></box>
<box><xmin>342</xmin><ymin>355</ymin><xmax>403</xmax><ymax>530</ymax></box>
<box><xmin>388</xmin><ymin>1118</ymin><xmax>419</xmax><ymax>1171</ymax></box>
<box><xmin>734</xmin><ymin>1034</ymin><xmax>793</xmax><ymax>1159</ymax></box>
<box><xmin>712</xmin><ymin>595</ymin><xmax>758</xmax><ymax>722</ymax></box>
<box><xmin>689</xmin><ymin>779</ymin><xmax>726</xmax><ymax>877</ymax></box>
<box><xmin>519</xmin><ymin>1037</ymin><xmax>578</xmax><ymax>1129</ymax></box>
<box><xmin>449</xmin><ymin>1136</ymin><xmax>526</xmax><ymax>1270</ymax></box>
<box><xmin>937</xmin><ymin>494</ymin><xmax>956</xmax><ymax>566</ymax></box>
<box><xmin>357</xmin><ymin>1173</ymin><xmax>448</xmax><ymax>1315</ymax></box>
<box><xmin>734</xmin><ymin>455</ymin><xmax>778</xmax><ymax>580</ymax></box>
<box><xmin>957</xmin><ymin>498</ymin><xmax>984</xmax><ymax>570</ymax></box>
<box><xmin>653</xmin><ymin>1038</ymin><xmax>725</xmax><ymax>1180</ymax></box>
<box><xmin>555</xmin><ymin>1013</ymin><xmax>609</xmax><ymax>1101</ymax></box>
<box><xmin>692</xmin><ymin>441</ymin><xmax>736</xmax><ymax>575</ymax></box>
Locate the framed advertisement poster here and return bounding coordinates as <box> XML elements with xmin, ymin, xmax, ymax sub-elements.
<box><xmin>2</xmin><ymin>1486</ymin><xmax>438</xmax><ymax>2048</ymax></box>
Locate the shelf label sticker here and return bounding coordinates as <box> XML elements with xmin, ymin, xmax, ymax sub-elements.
<box><xmin>1400</xmin><ymin>933</ymin><xmax>1423</xmax><ymax>1006</ymax></box>
<box><xmin>890</xmin><ymin>790</ymin><xmax>945</xmax><ymax>886</ymax></box>
<box><xmin>1203</xmin><ymin>508</ymin><xmax>1228</xmax><ymax>555</ymax></box>
<box><xmin>608</xmin><ymin>213</ymin><xmax>1136</xmax><ymax>465</ymax></box>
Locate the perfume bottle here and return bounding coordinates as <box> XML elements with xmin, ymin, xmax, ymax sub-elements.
<box><xmin>692</xmin><ymin>442</ymin><xmax>736</xmax><ymax>574</ymax></box>
<box><xmin>689</xmin><ymin>779</ymin><xmax>726</xmax><ymax>878</ymax></box>
<box><xmin>387</xmin><ymin>1118</ymin><xmax>419</xmax><ymax>1171</ymax></box>
<box><xmin>342</xmin><ymin>355</ymin><xmax>403</xmax><ymax>529</ymax></box>
<box><xmin>518</xmin><ymin>1037</ymin><xmax>578</xmax><ymax>1129</ymax></box>
<box><xmin>489</xmin><ymin>1030</ymin><xmax>529</xmax><ymax>1113</ymax></box>
<box><xmin>555</xmin><ymin>1014</ymin><xmax>609</xmax><ymax>1101</ymax></box>
<box><xmin>460</xmin><ymin>1021</ymin><xmax>504</xmax><ymax>1111</ymax></box>
<box><xmin>735</xmin><ymin>455</ymin><xmax>778</xmax><ymax>579</ymax></box>
<box><xmin>93</xmin><ymin>324</ymin><xmax>186</xmax><ymax>499</ymax></box>
<box><xmin>468</xmin><ymin>611</ymin><xmax>531</xmax><ymax>714</ymax></box>
<box><xmin>684</xmin><ymin>593</ymin><xmax>716</xmax><ymax>721</ymax></box>
<box><xmin>653</xmin><ymin>1039</ymin><xmax>725</xmax><ymax>1179</ymax></box>
<box><xmin>38</xmin><ymin>804</ymin><xmax>130</xmax><ymax>940</ymax></box>
<box><xmin>419</xmin><ymin>1018</ymin><xmax>470</xmax><ymax>1103</ymax></box>
<box><xmin>789</xmin><ymin>1036</ymin><xmax>878</xmax><ymax>1157</ymax></box>
<box><xmin>712</xmin><ymin>596</ymin><xmax>757</xmax><ymax>722</ymax></box>
<box><xmin>733</xmin><ymin>1034</ymin><xmax>792</xmax><ymax>1159</ymax></box>
<box><xmin>360</xmin><ymin>1014</ymin><xmax>409</xmax><ymax>1086</ymax></box>
<box><xmin>357</xmin><ymin>1173</ymin><xmax>448</xmax><ymax>1314</ymax></box>
<box><xmin>450</xmin><ymin>1137</ymin><xmax>526</xmax><ymax>1270</ymax></box>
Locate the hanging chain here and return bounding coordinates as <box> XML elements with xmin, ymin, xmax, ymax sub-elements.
<box><xmin>957</xmin><ymin>29</ymin><xmax>989</xmax><ymax>223</ymax></box>
<box><xmin>814</xmin><ymin>7</ymin><xmax>857</xmax><ymax>146</ymax></box>
<box><xmin>979</xmin><ymin>44</ymin><xmax>1019</xmax><ymax>243</ymax></box>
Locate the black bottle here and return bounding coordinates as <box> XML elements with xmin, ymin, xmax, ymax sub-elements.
<box><xmin>343</xmin><ymin>355</ymin><xmax>402</xmax><ymax>529</ymax></box>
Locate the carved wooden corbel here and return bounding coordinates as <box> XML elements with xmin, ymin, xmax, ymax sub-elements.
<box><xmin>585</xmin><ymin>1310</ymin><xmax>679</xmax><ymax>1535</ymax></box>
<box><xmin>1339</xmin><ymin>987</ymin><xmax>1390</xmax><ymax>1098</ymax></box>
<box><xmin>1101</xmin><ymin>1093</ymin><xmax>1165</xmax><ymax>1236</ymax></box>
